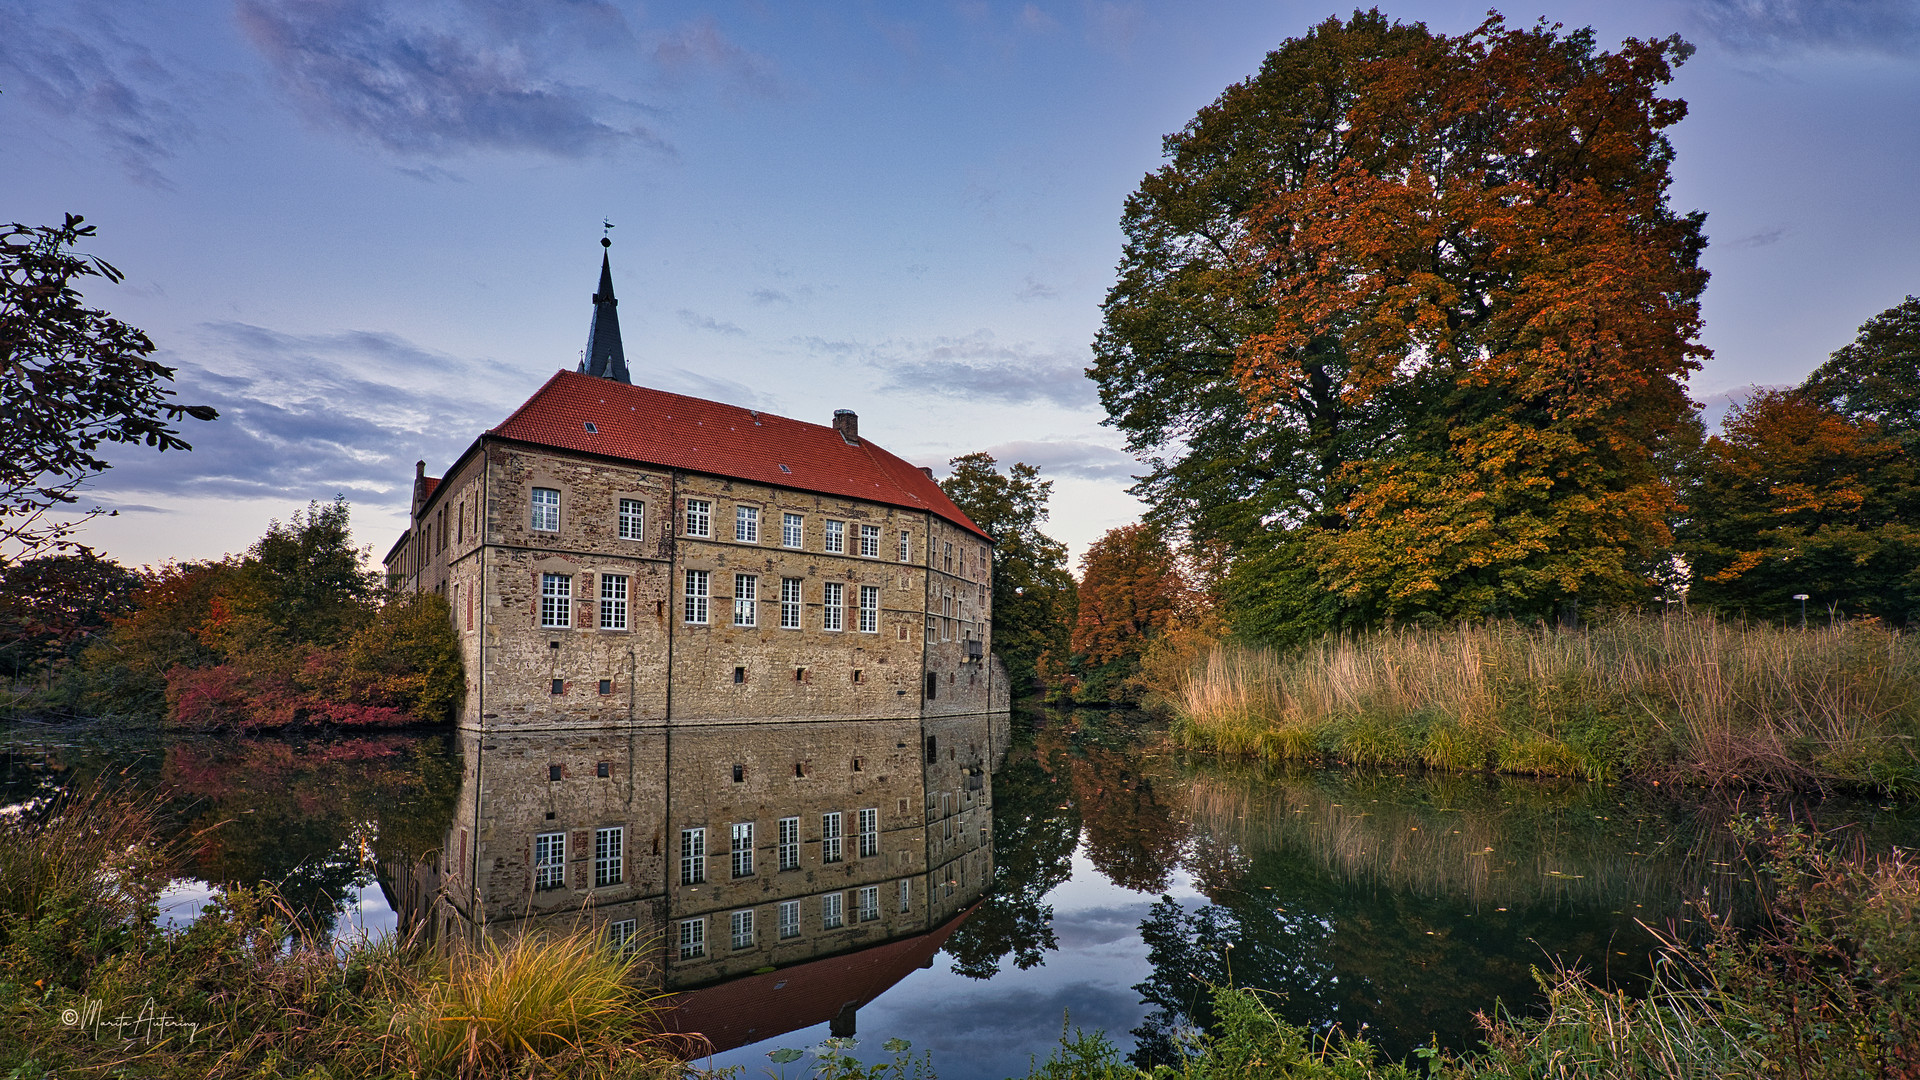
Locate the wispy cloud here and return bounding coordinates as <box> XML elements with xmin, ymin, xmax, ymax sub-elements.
<box><xmin>1725</xmin><ymin>226</ymin><xmax>1790</xmax><ymax>249</ymax></box>
<box><xmin>1015</xmin><ymin>276</ymin><xmax>1058</xmax><ymax>301</ymax></box>
<box><xmin>819</xmin><ymin>330</ymin><xmax>1097</xmax><ymax>409</ymax></box>
<box><xmin>677</xmin><ymin>309</ymin><xmax>747</xmax><ymax>336</ymax></box>
<box><xmin>970</xmin><ymin>439</ymin><xmax>1139</xmax><ymax>481</ymax></box>
<box><xmin>1691</xmin><ymin>0</ymin><xmax>1920</xmax><ymax>55</ymax></box>
<box><xmin>651</xmin><ymin>16</ymin><xmax>787</xmax><ymax>101</ymax></box>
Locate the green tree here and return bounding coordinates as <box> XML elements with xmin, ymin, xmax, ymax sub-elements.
<box><xmin>939</xmin><ymin>454</ymin><xmax>1076</xmax><ymax>695</ymax></box>
<box><xmin>0</xmin><ymin>552</ymin><xmax>145</xmax><ymax>683</ymax></box>
<box><xmin>1</xmin><ymin>215</ymin><xmax>215</xmax><ymax>562</ymax></box>
<box><xmin>1802</xmin><ymin>295</ymin><xmax>1920</xmax><ymax>454</ymax></box>
<box><xmin>212</xmin><ymin>497</ymin><xmax>378</xmax><ymax>652</ymax></box>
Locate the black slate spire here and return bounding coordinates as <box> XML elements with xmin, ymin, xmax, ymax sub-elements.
<box><xmin>580</xmin><ymin>236</ymin><xmax>630</xmax><ymax>384</ymax></box>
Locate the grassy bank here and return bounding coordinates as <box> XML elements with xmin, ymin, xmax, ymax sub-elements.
<box><xmin>1162</xmin><ymin>614</ymin><xmax>1920</xmax><ymax>792</ymax></box>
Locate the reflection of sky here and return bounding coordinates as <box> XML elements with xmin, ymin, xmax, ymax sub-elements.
<box><xmin>701</xmin><ymin>843</ymin><xmax>1206</xmax><ymax>1080</ymax></box>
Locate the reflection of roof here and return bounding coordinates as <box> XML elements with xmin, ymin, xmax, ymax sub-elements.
<box><xmin>489</xmin><ymin>371</ymin><xmax>991</xmax><ymax>540</ymax></box>
<box><xmin>663</xmin><ymin>906</ymin><xmax>975</xmax><ymax>1055</ymax></box>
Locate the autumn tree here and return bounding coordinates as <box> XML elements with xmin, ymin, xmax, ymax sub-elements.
<box><xmin>0</xmin><ymin>552</ymin><xmax>145</xmax><ymax>682</ymax></box>
<box><xmin>1802</xmin><ymin>295</ymin><xmax>1920</xmax><ymax>454</ymax></box>
<box><xmin>1072</xmin><ymin>525</ymin><xmax>1183</xmax><ymax>664</ymax></box>
<box><xmin>939</xmin><ymin>453</ymin><xmax>1075</xmax><ymax>695</ymax></box>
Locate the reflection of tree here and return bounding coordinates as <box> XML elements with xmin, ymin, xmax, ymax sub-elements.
<box><xmin>1034</xmin><ymin>710</ymin><xmax>1190</xmax><ymax>894</ymax></box>
<box><xmin>943</xmin><ymin>729</ymin><xmax>1080</xmax><ymax>979</ymax></box>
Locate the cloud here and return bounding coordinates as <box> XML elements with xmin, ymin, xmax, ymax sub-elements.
<box><xmin>970</xmin><ymin>440</ymin><xmax>1140</xmax><ymax>481</ymax></box>
<box><xmin>876</xmin><ymin>982</ymin><xmax>1144</xmax><ymax>1064</ymax></box>
<box><xmin>848</xmin><ymin>331</ymin><xmax>1098</xmax><ymax>409</ymax></box>
<box><xmin>1016</xmin><ymin>276</ymin><xmax>1059</xmax><ymax>302</ymax></box>
<box><xmin>235</xmin><ymin>0</ymin><xmax>665</xmax><ymax>158</ymax></box>
<box><xmin>1690</xmin><ymin>0</ymin><xmax>1920</xmax><ymax>55</ymax></box>
<box><xmin>654</xmin><ymin>368</ymin><xmax>767</xmax><ymax>410</ymax></box>
<box><xmin>1083</xmin><ymin>0</ymin><xmax>1146</xmax><ymax>56</ymax></box>
<box><xmin>651</xmin><ymin>16</ymin><xmax>786</xmax><ymax>100</ymax></box>
<box><xmin>750</xmin><ymin>288</ymin><xmax>791</xmax><ymax>305</ymax></box>
<box><xmin>677</xmin><ymin>309</ymin><xmax>747</xmax><ymax>336</ymax></box>
<box><xmin>1725</xmin><ymin>226</ymin><xmax>1790</xmax><ymax>249</ymax></box>
<box><xmin>0</xmin><ymin>1</ymin><xmax>197</xmax><ymax>186</ymax></box>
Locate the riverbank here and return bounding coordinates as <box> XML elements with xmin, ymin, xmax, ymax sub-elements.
<box><xmin>1163</xmin><ymin>614</ymin><xmax>1920</xmax><ymax>794</ymax></box>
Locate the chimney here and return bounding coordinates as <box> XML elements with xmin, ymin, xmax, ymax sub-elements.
<box><xmin>918</xmin><ymin>467</ymin><xmax>934</xmax><ymax>479</ymax></box>
<box><xmin>833</xmin><ymin>409</ymin><xmax>859</xmax><ymax>445</ymax></box>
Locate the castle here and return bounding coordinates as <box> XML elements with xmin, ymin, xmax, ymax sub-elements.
<box><xmin>384</xmin><ymin>243</ymin><xmax>1002</xmax><ymax>729</ymax></box>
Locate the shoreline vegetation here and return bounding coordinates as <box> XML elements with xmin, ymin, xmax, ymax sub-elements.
<box><xmin>1154</xmin><ymin>613</ymin><xmax>1920</xmax><ymax>795</ymax></box>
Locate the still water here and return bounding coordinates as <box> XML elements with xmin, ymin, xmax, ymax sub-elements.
<box><xmin>7</xmin><ymin>709</ymin><xmax>1919</xmax><ymax>1078</ymax></box>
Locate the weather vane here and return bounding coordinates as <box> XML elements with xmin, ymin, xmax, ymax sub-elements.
<box><xmin>601</xmin><ymin>218</ymin><xmax>614</xmax><ymax>248</ymax></box>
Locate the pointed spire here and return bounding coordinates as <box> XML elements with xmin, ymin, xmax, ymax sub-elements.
<box><xmin>580</xmin><ymin>235</ymin><xmax>631</xmax><ymax>384</ymax></box>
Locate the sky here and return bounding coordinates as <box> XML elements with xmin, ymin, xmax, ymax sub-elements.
<box><xmin>5</xmin><ymin>0</ymin><xmax>1918</xmax><ymax>572</ymax></box>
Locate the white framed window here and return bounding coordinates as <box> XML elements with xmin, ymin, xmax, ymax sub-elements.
<box><xmin>779</xmin><ymin>899</ymin><xmax>801</xmax><ymax>939</ymax></box>
<box><xmin>540</xmin><ymin>574</ymin><xmax>572</xmax><ymax>628</ymax></box>
<box><xmin>609</xmin><ymin>918</ymin><xmax>639</xmax><ymax>955</ymax></box>
<box><xmin>680</xmin><ymin>827</ymin><xmax>706</xmax><ymax>884</ymax></box>
<box><xmin>594</xmin><ymin>826</ymin><xmax>623</xmax><ymax>887</ymax></box>
<box><xmin>858</xmin><ymin>586</ymin><xmax>879</xmax><ymax>634</ymax></box>
<box><xmin>858</xmin><ymin>807</ymin><xmax>878</xmax><ymax>858</ymax></box>
<box><xmin>684</xmin><ymin>498</ymin><xmax>711</xmax><ymax>538</ymax></box>
<box><xmin>730</xmin><ymin>909</ymin><xmax>755</xmax><ymax>950</ymax></box>
<box><xmin>824</xmin><ymin>520</ymin><xmax>845</xmax><ymax>554</ymax></box>
<box><xmin>780</xmin><ymin>578</ymin><xmax>802</xmax><ymax>629</ymax></box>
<box><xmin>859</xmin><ymin>885</ymin><xmax>879</xmax><ymax>922</ymax></box>
<box><xmin>899</xmin><ymin>530</ymin><xmax>910</xmax><ymax>562</ymax></box>
<box><xmin>778</xmin><ymin>816</ymin><xmax>800</xmax><ymax>870</ymax></box>
<box><xmin>600</xmin><ymin>574</ymin><xmax>627</xmax><ymax>630</ymax></box>
<box><xmin>679</xmin><ymin>917</ymin><xmax>705</xmax><ymax>959</ymax></box>
<box><xmin>821</xmin><ymin>811</ymin><xmax>843</xmax><ymax>864</ymax></box>
<box><xmin>531</xmin><ymin>487</ymin><xmax>559</xmax><ymax>532</ymax></box>
<box><xmin>731</xmin><ymin>822</ymin><xmax>754</xmax><ymax>877</ymax></box>
<box><xmin>618</xmin><ymin>498</ymin><xmax>644</xmax><ymax>540</ymax></box>
<box><xmin>821</xmin><ymin>891</ymin><xmax>843</xmax><ymax>929</ymax></box>
<box><xmin>899</xmin><ymin>878</ymin><xmax>911</xmax><ymax>913</ymax></box>
<box><xmin>534</xmin><ymin>831</ymin><xmax>565</xmax><ymax>891</ymax></box>
<box><xmin>943</xmin><ymin>542</ymin><xmax>953</xmax><ymax>572</ymax></box>
<box><xmin>733</xmin><ymin>574</ymin><xmax>757</xmax><ymax>627</ymax></box>
<box><xmin>783</xmin><ymin>512</ymin><xmax>803</xmax><ymax>548</ymax></box>
<box><xmin>822</xmin><ymin>582</ymin><xmax>843</xmax><ymax>632</ymax></box>
<box><xmin>859</xmin><ymin>524</ymin><xmax>880</xmax><ymax>558</ymax></box>
<box><xmin>684</xmin><ymin>570</ymin><xmax>709</xmax><ymax>624</ymax></box>
<box><xmin>736</xmin><ymin>505</ymin><xmax>759</xmax><ymax>543</ymax></box>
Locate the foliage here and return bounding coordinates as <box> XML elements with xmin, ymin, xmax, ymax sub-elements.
<box><xmin>1802</xmin><ymin>295</ymin><xmax>1920</xmax><ymax>454</ymax></box>
<box><xmin>342</xmin><ymin>590</ymin><xmax>466</xmax><ymax>723</ymax></box>
<box><xmin>1680</xmin><ymin>389</ymin><xmax>1920</xmax><ymax>625</ymax></box>
<box><xmin>206</xmin><ymin>497</ymin><xmax>379</xmax><ymax>654</ymax></box>
<box><xmin>61</xmin><ymin>559</ymin><xmax>237</xmax><ymax>716</ymax></box>
<box><xmin>0</xmin><ymin>551</ymin><xmax>144</xmax><ymax>682</ymax></box>
<box><xmin>940</xmin><ymin>454</ymin><xmax>1076</xmax><ymax>695</ymax></box>
<box><xmin>0</xmin><ymin>215</ymin><xmax>215</xmax><ymax>562</ymax></box>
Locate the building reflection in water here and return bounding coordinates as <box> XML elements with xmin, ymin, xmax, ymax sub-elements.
<box><xmin>394</xmin><ymin>712</ymin><xmax>1007</xmax><ymax>1050</ymax></box>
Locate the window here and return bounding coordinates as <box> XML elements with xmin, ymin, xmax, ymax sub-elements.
<box><xmin>618</xmin><ymin>498</ymin><xmax>644</xmax><ymax>540</ymax></box>
<box><xmin>821</xmin><ymin>892</ymin><xmax>843</xmax><ymax>929</ymax></box>
<box><xmin>680</xmin><ymin>827</ymin><xmax>706</xmax><ymax>884</ymax></box>
<box><xmin>736</xmin><ymin>505</ymin><xmax>759</xmax><ymax>542</ymax></box>
<box><xmin>859</xmin><ymin>885</ymin><xmax>879</xmax><ymax>922</ymax></box>
<box><xmin>779</xmin><ymin>899</ymin><xmax>800</xmax><ymax>939</ymax></box>
<box><xmin>551</xmin><ymin>678</ymin><xmax>565</xmax><ymax>695</ymax></box>
<box><xmin>531</xmin><ymin>488</ymin><xmax>559</xmax><ymax>532</ymax></box>
<box><xmin>534</xmin><ymin>831</ymin><xmax>565</xmax><ymax>891</ymax></box>
<box><xmin>684</xmin><ymin>499</ymin><xmax>711</xmax><ymax>537</ymax></box>
<box><xmin>540</xmin><ymin>574</ymin><xmax>571</xmax><ymax>628</ymax></box>
<box><xmin>824</xmin><ymin>520</ymin><xmax>845</xmax><ymax>554</ymax></box>
<box><xmin>595</xmin><ymin>826</ymin><xmax>623</xmax><ymax>887</ymax></box>
<box><xmin>733</xmin><ymin>574</ymin><xmax>757</xmax><ymax>627</ymax></box>
<box><xmin>944</xmin><ymin>542</ymin><xmax>953</xmax><ymax>572</ymax></box>
<box><xmin>609</xmin><ymin>918</ymin><xmax>638</xmax><ymax>955</ymax></box>
<box><xmin>733</xmin><ymin>666</ymin><xmax>745</xmax><ymax>684</ymax></box>
<box><xmin>730</xmin><ymin>909</ymin><xmax>755</xmax><ymax>950</ymax></box>
<box><xmin>679</xmin><ymin>917</ymin><xmax>705</xmax><ymax>959</ymax></box>
<box><xmin>778</xmin><ymin>817</ymin><xmax>800</xmax><ymax>870</ymax></box>
<box><xmin>859</xmin><ymin>524</ymin><xmax>880</xmax><ymax>558</ymax></box>
<box><xmin>783</xmin><ymin>512</ymin><xmax>803</xmax><ymax>548</ymax></box>
<box><xmin>899</xmin><ymin>530</ymin><xmax>911</xmax><ymax>562</ymax></box>
<box><xmin>731</xmin><ymin>822</ymin><xmax>754</xmax><ymax>878</ymax></box>
<box><xmin>899</xmin><ymin>879</ymin><xmax>911</xmax><ymax>912</ymax></box>
<box><xmin>600</xmin><ymin>574</ymin><xmax>627</xmax><ymax>629</ymax></box>
<box><xmin>598</xmin><ymin>679</ymin><xmax>612</xmax><ymax>695</ymax></box>
<box><xmin>780</xmin><ymin>578</ymin><xmax>802</xmax><ymax>629</ymax></box>
<box><xmin>822</xmin><ymin>812</ymin><xmax>843</xmax><ymax>863</ymax></box>
<box><xmin>858</xmin><ymin>586</ymin><xmax>879</xmax><ymax>634</ymax></box>
<box><xmin>858</xmin><ymin>808</ymin><xmax>879</xmax><ymax>858</ymax></box>
<box><xmin>821</xmin><ymin>582</ymin><xmax>843</xmax><ymax>632</ymax></box>
<box><xmin>684</xmin><ymin>570</ymin><xmax>709</xmax><ymax>624</ymax></box>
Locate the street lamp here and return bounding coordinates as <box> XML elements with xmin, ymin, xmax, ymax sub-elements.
<box><xmin>1793</xmin><ymin>593</ymin><xmax>1810</xmax><ymax>629</ymax></box>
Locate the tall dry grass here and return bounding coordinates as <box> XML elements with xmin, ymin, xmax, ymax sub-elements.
<box><xmin>1165</xmin><ymin>614</ymin><xmax>1920</xmax><ymax>791</ymax></box>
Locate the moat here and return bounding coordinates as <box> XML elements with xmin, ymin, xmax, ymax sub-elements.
<box><xmin>7</xmin><ymin>709</ymin><xmax>1919</xmax><ymax>1079</ymax></box>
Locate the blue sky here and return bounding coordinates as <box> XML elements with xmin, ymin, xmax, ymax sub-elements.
<box><xmin>5</xmin><ymin>0</ymin><xmax>1917</xmax><ymax>569</ymax></box>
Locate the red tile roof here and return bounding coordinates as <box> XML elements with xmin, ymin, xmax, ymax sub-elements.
<box><xmin>489</xmin><ymin>371</ymin><xmax>990</xmax><ymax>540</ymax></box>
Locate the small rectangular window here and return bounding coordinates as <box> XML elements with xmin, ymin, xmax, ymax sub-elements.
<box><xmin>899</xmin><ymin>530</ymin><xmax>910</xmax><ymax>562</ymax></box>
<box><xmin>684</xmin><ymin>570</ymin><xmax>709</xmax><ymax>624</ymax></box>
<box><xmin>736</xmin><ymin>505</ymin><xmax>759</xmax><ymax>543</ymax></box>
<box><xmin>733</xmin><ymin>574</ymin><xmax>757</xmax><ymax>627</ymax></box>
<box><xmin>944</xmin><ymin>542</ymin><xmax>953</xmax><ymax>572</ymax></box>
<box><xmin>609</xmin><ymin>918</ymin><xmax>638</xmax><ymax>955</ymax></box>
<box><xmin>822</xmin><ymin>582</ymin><xmax>843</xmax><ymax>632</ymax></box>
<box><xmin>899</xmin><ymin>878</ymin><xmax>911</xmax><ymax>913</ymax></box>
<box><xmin>731</xmin><ymin>821</ymin><xmax>754</xmax><ymax>878</ymax></box>
<box><xmin>778</xmin><ymin>816</ymin><xmax>800</xmax><ymax>870</ymax></box>
<box><xmin>595</xmin><ymin>826</ymin><xmax>623</xmax><ymax>888</ymax></box>
<box><xmin>780</xmin><ymin>578</ymin><xmax>802</xmax><ymax>629</ymax></box>
<box><xmin>733</xmin><ymin>666</ymin><xmax>746</xmax><ymax>684</ymax></box>
<box><xmin>684</xmin><ymin>498</ymin><xmax>711</xmax><ymax>538</ymax></box>
<box><xmin>821</xmin><ymin>891</ymin><xmax>843</xmax><ymax>930</ymax></box>
<box><xmin>679</xmin><ymin>917</ymin><xmax>705</xmax><ymax>959</ymax></box>
<box><xmin>783</xmin><ymin>512</ymin><xmax>803</xmax><ymax>548</ymax></box>
<box><xmin>858</xmin><ymin>585</ymin><xmax>879</xmax><ymax>634</ymax></box>
<box><xmin>858</xmin><ymin>807</ymin><xmax>879</xmax><ymax>858</ymax></box>
<box><xmin>779</xmin><ymin>899</ymin><xmax>801</xmax><ymax>939</ymax></box>
<box><xmin>550</xmin><ymin>678</ymin><xmax>564</xmax><ymax>695</ymax></box>
<box><xmin>824</xmin><ymin>520</ymin><xmax>845</xmax><ymax>554</ymax></box>
<box><xmin>600</xmin><ymin>573</ymin><xmax>628</xmax><ymax>630</ymax></box>
<box><xmin>618</xmin><ymin>498</ymin><xmax>644</xmax><ymax>540</ymax></box>
<box><xmin>859</xmin><ymin>885</ymin><xmax>879</xmax><ymax>922</ymax></box>
<box><xmin>822</xmin><ymin>811</ymin><xmax>843</xmax><ymax>864</ymax></box>
<box><xmin>680</xmin><ymin>827</ymin><xmax>706</xmax><ymax>884</ymax></box>
<box><xmin>531</xmin><ymin>487</ymin><xmax>559</xmax><ymax>532</ymax></box>
<box><xmin>534</xmin><ymin>831</ymin><xmax>565</xmax><ymax>891</ymax></box>
<box><xmin>859</xmin><ymin>524</ymin><xmax>880</xmax><ymax>558</ymax></box>
<box><xmin>540</xmin><ymin>573</ymin><xmax>572</xmax><ymax>628</ymax></box>
<box><xmin>730</xmin><ymin>909</ymin><xmax>755</xmax><ymax>950</ymax></box>
<box><xmin>598</xmin><ymin>679</ymin><xmax>612</xmax><ymax>695</ymax></box>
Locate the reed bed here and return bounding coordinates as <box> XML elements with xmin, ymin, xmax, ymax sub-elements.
<box><xmin>1166</xmin><ymin>614</ymin><xmax>1920</xmax><ymax>792</ymax></box>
